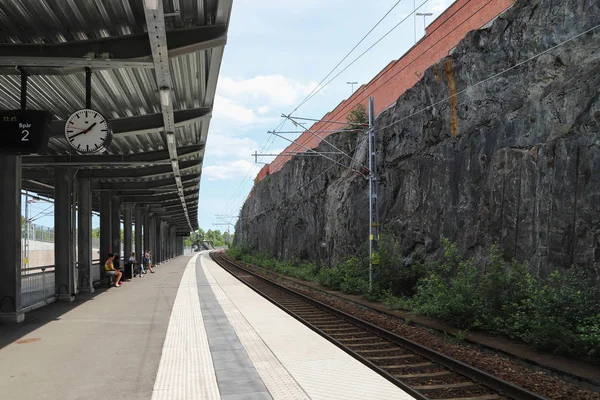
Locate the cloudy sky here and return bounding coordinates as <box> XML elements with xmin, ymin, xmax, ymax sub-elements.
<box><xmin>198</xmin><ymin>0</ymin><xmax>454</xmax><ymax>232</ymax></box>
<box><xmin>24</xmin><ymin>0</ymin><xmax>454</xmax><ymax>233</ymax></box>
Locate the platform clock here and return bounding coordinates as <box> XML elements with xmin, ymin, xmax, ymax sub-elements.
<box><xmin>64</xmin><ymin>108</ymin><xmax>113</xmax><ymax>153</ymax></box>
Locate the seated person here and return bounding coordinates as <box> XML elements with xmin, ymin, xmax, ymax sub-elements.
<box><xmin>130</xmin><ymin>252</ymin><xmax>144</xmax><ymax>277</ymax></box>
<box><xmin>104</xmin><ymin>253</ymin><xmax>123</xmax><ymax>287</ymax></box>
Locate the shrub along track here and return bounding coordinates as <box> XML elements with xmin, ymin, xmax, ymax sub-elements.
<box><xmin>210</xmin><ymin>251</ymin><xmax>556</xmax><ymax>400</ymax></box>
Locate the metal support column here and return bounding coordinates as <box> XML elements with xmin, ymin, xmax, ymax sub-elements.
<box><xmin>78</xmin><ymin>178</ymin><xmax>94</xmax><ymax>293</ymax></box>
<box><xmin>169</xmin><ymin>227</ymin><xmax>172</xmax><ymax>259</ymax></box>
<box><xmin>155</xmin><ymin>219</ymin><xmax>162</xmax><ymax>264</ymax></box>
<box><xmin>135</xmin><ymin>206</ymin><xmax>143</xmax><ymax>265</ymax></box>
<box><xmin>100</xmin><ymin>191</ymin><xmax>112</xmax><ymax>267</ymax></box>
<box><xmin>123</xmin><ymin>203</ymin><xmax>133</xmax><ymax>261</ymax></box>
<box><xmin>143</xmin><ymin>210</ymin><xmax>150</xmax><ymax>261</ymax></box>
<box><xmin>171</xmin><ymin>228</ymin><xmax>175</xmax><ymax>258</ymax></box>
<box><xmin>172</xmin><ymin>229</ymin><xmax>176</xmax><ymax>258</ymax></box>
<box><xmin>164</xmin><ymin>224</ymin><xmax>168</xmax><ymax>261</ymax></box>
<box><xmin>0</xmin><ymin>156</ymin><xmax>24</xmax><ymax>323</ymax></box>
<box><xmin>149</xmin><ymin>216</ymin><xmax>156</xmax><ymax>263</ymax></box>
<box><xmin>111</xmin><ymin>195</ymin><xmax>121</xmax><ymax>261</ymax></box>
<box><xmin>368</xmin><ymin>96</ymin><xmax>379</xmax><ymax>291</ymax></box>
<box><xmin>55</xmin><ymin>167</ymin><xmax>75</xmax><ymax>302</ymax></box>
<box><xmin>71</xmin><ymin>178</ymin><xmax>78</xmax><ymax>293</ymax></box>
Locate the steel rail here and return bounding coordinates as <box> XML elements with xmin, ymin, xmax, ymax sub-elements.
<box><xmin>210</xmin><ymin>251</ymin><xmax>548</xmax><ymax>400</ymax></box>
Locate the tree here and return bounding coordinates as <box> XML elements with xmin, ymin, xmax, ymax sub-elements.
<box><xmin>346</xmin><ymin>103</ymin><xmax>368</xmax><ymax>131</ymax></box>
<box><xmin>92</xmin><ymin>228</ymin><xmax>100</xmax><ymax>238</ymax></box>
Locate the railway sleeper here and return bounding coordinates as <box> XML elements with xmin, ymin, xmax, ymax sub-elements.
<box><xmin>412</xmin><ymin>381</ymin><xmax>477</xmax><ymax>390</ymax></box>
<box><xmin>321</xmin><ymin>327</ymin><xmax>362</xmax><ymax>333</ymax></box>
<box><xmin>438</xmin><ymin>395</ymin><xmax>502</xmax><ymax>400</ymax></box>
<box><xmin>327</xmin><ymin>332</ymin><xmax>372</xmax><ymax>337</ymax></box>
<box><xmin>336</xmin><ymin>336</ymin><xmax>379</xmax><ymax>342</ymax></box>
<box><xmin>381</xmin><ymin>362</ymin><xmax>434</xmax><ymax>369</ymax></box>
<box><xmin>346</xmin><ymin>341</ymin><xmax>390</xmax><ymax>347</ymax></box>
<box><xmin>368</xmin><ymin>354</ymin><xmax>418</xmax><ymax>361</ymax></box>
<box><xmin>394</xmin><ymin>370</ymin><xmax>452</xmax><ymax>379</ymax></box>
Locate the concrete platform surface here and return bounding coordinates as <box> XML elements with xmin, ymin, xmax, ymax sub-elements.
<box><xmin>0</xmin><ymin>255</ymin><xmax>190</xmax><ymax>400</ymax></box>
<box><xmin>0</xmin><ymin>252</ymin><xmax>413</xmax><ymax>400</ymax></box>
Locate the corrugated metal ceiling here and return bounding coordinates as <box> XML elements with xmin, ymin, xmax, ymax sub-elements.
<box><xmin>0</xmin><ymin>0</ymin><xmax>231</xmax><ymax>231</ymax></box>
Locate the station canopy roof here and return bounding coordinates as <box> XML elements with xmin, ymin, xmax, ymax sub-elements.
<box><xmin>0</xmin><ymin>0</ymin><xmax>232</xmax><ymax>234</ymax></box>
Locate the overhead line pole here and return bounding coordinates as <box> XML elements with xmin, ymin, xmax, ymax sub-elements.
<box><xmin>368</xmin><ymin>96</ymin><xmax>379</xmax><ymax>291</ymax></box>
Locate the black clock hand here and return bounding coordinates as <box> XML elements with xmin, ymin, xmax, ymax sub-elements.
<box><xmin>80</xmin><ymin>122</ymin><xmax>97</xmax><ymax>135</ymax></box>
<box><xmin>69</xmin><ymin>122</ymin><xmax>97</xmax><ymax>139</ymax></box>
<box><xmin>69</xmin><ymin>131</ymin><xmax>87</xmax><ymax>140</ymax></box>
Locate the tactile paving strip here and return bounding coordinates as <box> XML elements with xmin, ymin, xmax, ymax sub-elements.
<box><xmin>152</xmin><ymin>254</ymin><xmax>221</xmax><ymax>400</ymax></box>
<box><xmin>200</xmin><ymin>253</ymin><xmax>311</xmax><ymax>400</ymax></box>
<box><xmin>203</xmin><ymin>253</ymin><xmax>414</xmax><ymax>400</ymax></box>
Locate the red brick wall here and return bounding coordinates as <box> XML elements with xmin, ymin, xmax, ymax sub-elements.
<box><xmin>260</xmin><ymin>0</ymin><xmax>514</xmax><ymax>179</ymax></box>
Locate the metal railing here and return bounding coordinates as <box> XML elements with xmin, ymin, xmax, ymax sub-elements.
<box><xmin>21</xmin><ymin>266</ymin><xmax>55</xmax><ymax>310</ymax></box>
<box><xmin>21</xmin><ymin>259</ymin><xmax>103</xmax><ymax>311</ymax></box>
<box><xmin>21</xmin><ymin>223</ymin><xmax>104</xmax><ymax>249</ymax></box>
<box><xmin>22</xmin><ymin>223</ymin><xmax>55</xmax><ymax>242</ymax></box>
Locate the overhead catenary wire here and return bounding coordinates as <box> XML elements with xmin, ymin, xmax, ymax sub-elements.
<box><xmin>315</xmin><ymin>0</ymin><xmax>499</xmax><ymax>128</ymax></box>
<box><xmin>243</xmin><ymin>17</ymin><xmax>600</xmax><ymax>229</ymax></box>
<box><xmin>284</xmin><ymin>115</ymin><xmax>367</xmax><ymax>168</ymax></box>
<box><xmin>247</xmin><ymin>0</ymin><xmax>418</xmax><ymax>176</ymax></box>
<box><xmin>269</xmin><ymin>129</ymin><xmax>368</xmax><ymax>177</ymax></box>
<box><xmin>220</xmin><ymin>118</ymin><xmax>288</xmax><ymax>218</ymax></box>
<box><xmin>247</xmin><ymin>139</ymin><xmax>367</xmax><ymax>221</ymax></box>
<box><xmin>293</xmin><ymin>0</ymin><xmax>410</xmax><ymax>113</ymax></box>
<box><xmin>267</xmin><ymin>2</ymin><xmax>436</xmax><ymax>174</ymax></box>
<box><xmin>297</xmin><ymin>0</ymin><xmax>429</xmax><ymax>109</ymax></box>
<box><xmin>377</xmin><ymin>22</ymin><xmax>600</xmax><ymax>132</ymax></box>
<box><xmin>224</xmin><ymin>0</ymin><xmax>427</xmax><ymax>221</ymax></box>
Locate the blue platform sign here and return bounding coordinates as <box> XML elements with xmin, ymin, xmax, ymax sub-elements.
<box><xmin>0</xmin><ymin>110</ymin><xmax>52</xmax><ymax>154</ymax></box>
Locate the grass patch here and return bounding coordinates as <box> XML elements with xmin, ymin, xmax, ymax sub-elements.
<box><xmin>227</xmin><ymin>238</ymin><xmax>600</xmax><ymax>364</ymax></box>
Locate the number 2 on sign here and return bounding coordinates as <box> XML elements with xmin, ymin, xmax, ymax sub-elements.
<box><xmin>22</xmin><ymin>130</ymin><xmax>30</xmax><ymax>141</ymax></box>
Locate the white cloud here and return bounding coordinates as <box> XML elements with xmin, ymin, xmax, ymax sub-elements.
<box><xmin>430</xmin><ymin>0</ymin><xmax>453</xmax><ymax>13</ymax></box>
<box><xmin>218</xmin><ymin>75</ymin><xmax>318</xmax><ymax>107</ymax></box>
<box><xmin>203</xmin><ymin>160</ymin><xmax>256</xmax><ymax>181</ymax></box>
<box><xmin>257</xmin><ymin>106</ymin><xmax>270</xmax><ymax>114</ymax></box>
<box><xmin>213</xmin><ymin>95</ymin><xmax>257</xmax><ymax>125</ymax></box>
<box><xmin>206</xmin><ymin>135</ymin><xmax>258</xmax><ymax>159</ymax></box>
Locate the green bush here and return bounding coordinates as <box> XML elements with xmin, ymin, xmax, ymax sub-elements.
<box><xmin>226</xmin><ymin>245</ymin><xmax>250</xmax><ymax>260</ymax></box>
<box><xmin>230</xmin><ymin>240</ymin><xmax>600</xmax><ymax>363</ymax></box>
<box><xmin>407</xmin><ymin>239</ymin><xmax>600</xmax><ymax>363</ymax></box>
<box><xmin>316</xmin><ymin>266</ymin><xmax>344</xmax><ymax>290</ymax></box>
<box><xmin>341</xmin><ymin>277</ymin><xmax>370</xmax><ymax>295</ymax></box>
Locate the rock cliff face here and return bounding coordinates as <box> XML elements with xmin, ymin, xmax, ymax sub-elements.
<box><xmin>236</xmin><ymin>0</ymin><xmax>600</xmax><ymax>276</ymax></box>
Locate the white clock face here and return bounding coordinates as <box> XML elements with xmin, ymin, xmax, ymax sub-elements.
<box><xmin>64</xmin><ymin>109</ymin><xmax>112</xmax><ymax>153</ymax></box>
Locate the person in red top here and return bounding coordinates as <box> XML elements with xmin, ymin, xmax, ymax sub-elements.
<box><xmin>104</xmin><ymin>253</ymin><xmax>123</xmax><ymax>287</ymax></box>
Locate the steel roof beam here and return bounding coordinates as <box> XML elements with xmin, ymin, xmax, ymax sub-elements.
<box><xmin>159</xmin><ymin>198</ymin><xmax>199</xmax><ymax>208</ymax></box>
<box><xmin>144</xmin><ymin>0</ymin><xmax>192</xmax><ymax>230</ymax></box>
<box><xmin>19</xmin><ymin>160</ymin><xmax>197</xmax><ymax>180</ymax></box>
<box><xmin>22</xmin><ymin>145</ymin><xmax>202</xmax><ymax>165</ymax></box>
<box><xmin>0</xmin><ymin>25</ymin><xmax>226</xmax><ymax>62</ymax></box>
<box><xmin>120</xmin><ymin>189</ymin><xmax>198</xmax><ymax>204</ymax></box>
<box><xmin>95</xmin><ymin>181</ymin><xmax>199</xmax><ymax>196</ymax></box>
<box><xmin>93</xmin><ymin>173</ymin><xmax>200</xmax><ymax>191</ymax></box>
<box><xmin>49</xmin><ymin>108</ymin><xmax>211</xmax><ymax>138</ymax></box>
<box><xmin>79</xmin><ymin>160</ymin><xmax>198</xmax><ymax>179</ymax></box>
<box><xmin>0</xmin><ymin>57</ymin><xmax>154</xmax><ymax>76</ymax></box>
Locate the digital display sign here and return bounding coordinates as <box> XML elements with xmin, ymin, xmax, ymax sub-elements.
<box><xmin>176</xmin><ymin>232</ymin><xmax>191</xmax><ymax>237</ymax></box>
<box><xmin>0</xmin><ymin>110</ymin><xmax>52</xmax><ymax>155</ymax></box>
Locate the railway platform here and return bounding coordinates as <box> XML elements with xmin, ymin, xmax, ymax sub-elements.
<box><xmin>0</xmin><ymin>252</ymin><xmax>413</xmax><ymax>400</ymax></box>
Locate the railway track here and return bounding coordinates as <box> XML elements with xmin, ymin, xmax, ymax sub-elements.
<box><xmin>210</xmin><ymin>251</ymin><xmax>548</xmax><ymax>400</ymax></box>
